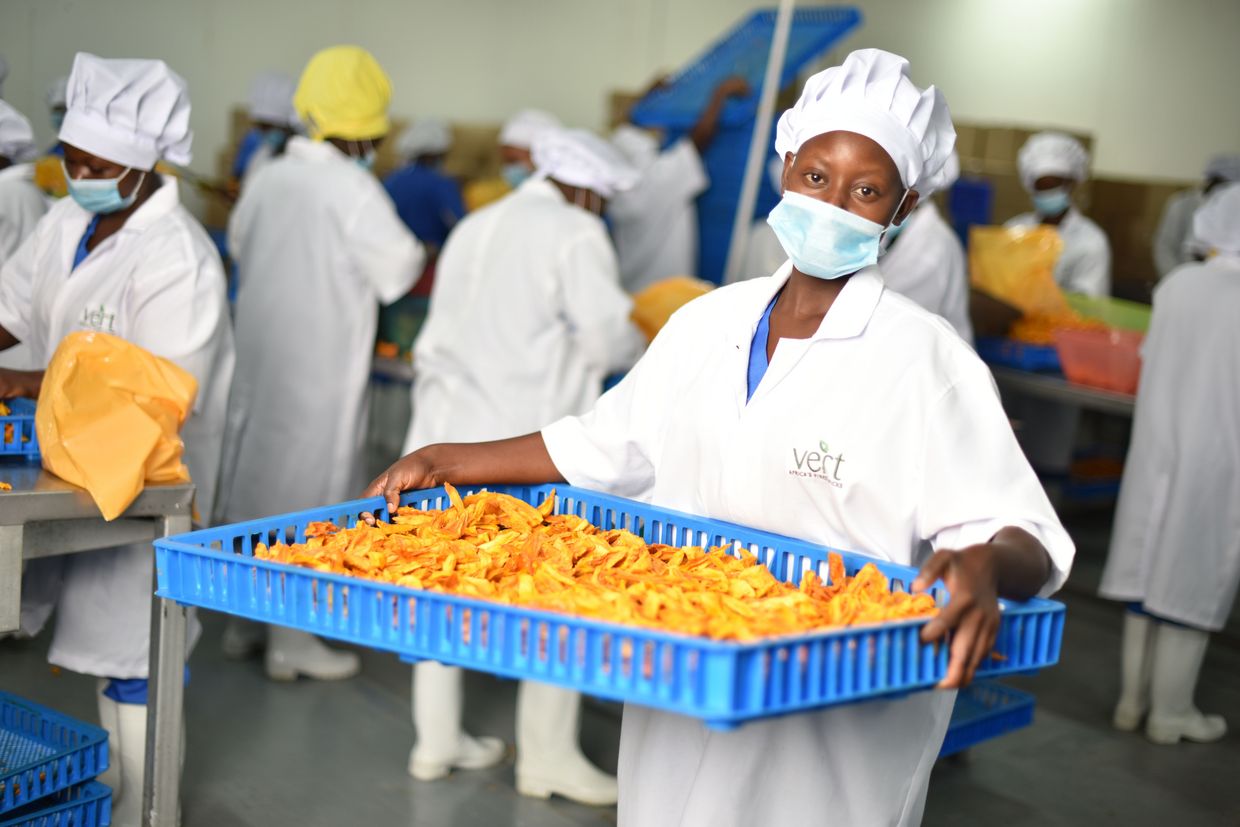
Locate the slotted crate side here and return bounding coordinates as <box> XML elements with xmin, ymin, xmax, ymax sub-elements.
<box><xmin>0</xmin><ymin>399</ymin><xmax>39</xmax><ymax>459</ymax></box>
<box><xmin>939</xmin><ymin>681</ymin><xmax>1035</xmax><ymax>758</ymax></box>
<box><xmin>0</xmin><ymin>781</ymin><xmax>111</xmax><ymax>827</ymax></box>
<box><xmin>156</xmin><ymin>484</ymin><xmax>1064</xmax><ymax>728</ymax></box>
<box><xmin>0</xmin><ymin>694</ymin><xmax>108</xmax><ymax>816</ymax></box>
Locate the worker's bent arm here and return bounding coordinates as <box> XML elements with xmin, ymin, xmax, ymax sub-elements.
<box><xmin>364</xmin><ymin>433</ymin><xmax>564</xmax><ymax>513</ymax></box>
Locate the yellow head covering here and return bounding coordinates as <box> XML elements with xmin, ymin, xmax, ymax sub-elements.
<box><xmin>293</xmin><ymin>45</ymin><xmax>391</xmax><ymax>141</ymax></box>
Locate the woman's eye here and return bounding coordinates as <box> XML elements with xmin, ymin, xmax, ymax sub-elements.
<box><xmin>806</xmin><ymin>172</ymin><xmax>823</xmax><ymax>184</ymax></box>
<box><xmin>858</xmin><ymin>186</ymin><xmax>875</xmax><ymax>197</ymax></box>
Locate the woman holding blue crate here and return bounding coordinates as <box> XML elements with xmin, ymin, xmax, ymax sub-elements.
<box><xmin>367</xmin><ymin>48</ymin><xmax>1075</xmax><ymax>827</ymax></box>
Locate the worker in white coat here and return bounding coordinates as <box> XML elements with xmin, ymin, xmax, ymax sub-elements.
<box><xmin>231</xmin><ymin>70</ymin><xmax>299</xmax><ymax>187</ymax></box>
<box><xmin>879</xmin><ymin>152</ymin><xmax>972</xmax><ymax>342</ymax></box>
<box><xmin>0</xmin><ymin>101</ymin><xmax>46</xmax><ymax>371</ymax></box>
<box><xmin>0</xmin><ymin>52</ymin><xmax>234</xmax><ymax>826</ymax></box>
<box><xmin>1007</xmin><ymin>131</ymin><xmax>1111</xmax><ymax>297</ymax></box>
<box><xmin>403</xmin><ymin>126</ymin><xmax>645</xmax><ymax>805</ymax></box>
<box><xmin>217</xmin><ymin>46</ymin><xmax>424</xmax><ymax>680</ymax></box>
<box><xmin>608</xmin><ymin>76</ymin><xmax>750</xmax><ymax>292</ymax></box>
<box><xmin>1152</xmin><ymin>153</ymin><xmax>1240</xmax><ymax>279</ymax></box>
<box><xmin>1099</xmin><ymin>182</ymin><xmax>1240</xmax><ymax>746</ymax></box>
<box><xmin>368</xmin><ymin>49</ymin><xmax>1074</xmax><ymax>827</ymax></box>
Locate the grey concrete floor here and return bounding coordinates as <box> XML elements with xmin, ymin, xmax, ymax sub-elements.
<box><xmin>2</xmin><ymin>506</ymin><xmax>1239</xmax><ymax>826</ymax></box>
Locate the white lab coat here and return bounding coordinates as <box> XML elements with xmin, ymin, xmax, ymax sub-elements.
<box><xmin>1099</xmin><ymin>255</ymin><xmax>1240</xmax><ymax>630</ymax></box>
<box><xmin>739</xmin><ymin>219</ymin><xmax>786</xmax><ymax>283</ymax></box>
<box><xmin>880</xmin><ymin>202</ymin><xmax>973</xmax><ymax>342</ymax></box>
<box><xmin>0</xmin><ymin>177</ymin><xmax>235</xmax><ymax>676</ymax></box>
<box><xmin>218</xmin><ymin>136</ymin><xmax>423</xmax><ymax>522</ymax></box>
<box><xmin>407</xmin><ymin>178</ymin><xmax>644</xmax><ymax>450</ymax></box>
<box><xmin>0</xmin><ymin>163</ymin><xmax>48</xmax><ymax>369</ymax></box>
<box><xmin>609</xmin><ymin>139</ymin><xmax>709</xmax><ymax>293</ymax></box>
<box><xmin>1152</xmin><ymin>187</ymin><xmax>1203</xmax><ymax>279</ymax></box>
<box><xmin>1007</xmin><ymin>206</ymin><xmax>1111</xmax><ymax>297</ymax></box>
<box><xmin>542</xmin><ymin>263</ymin><xmax>1074</xmax><ymax>827</ymax></box>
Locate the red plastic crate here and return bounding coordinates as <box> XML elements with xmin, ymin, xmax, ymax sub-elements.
<box><xmin>1054</xmin><ymin>328</ymin><xmax>1143</xmax><ymax>395</ymax></box>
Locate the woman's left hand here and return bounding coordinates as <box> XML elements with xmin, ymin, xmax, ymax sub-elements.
<box><xmin>911</xmin><ymin>545</ymin><xmax>1001</xmax><ymax>689</ymax></box>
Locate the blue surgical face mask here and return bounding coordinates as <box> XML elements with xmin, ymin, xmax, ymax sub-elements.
<box><xmin>50</xmin><ymin>111</ymin><xmax>65</xmax><ymax>131</ymax></box>
<box><xmin>63</xmin><ymin>163</ymin><xmax>145</xmax><ymax>214</ymax></box>
<box><xmin>767</xmin><ymin>190</ymin><xmax>901</xmax><ymax>280</ymax></box>
<box><xmin>1032</xmin><ymin>186</ymin><xmax>1071</xmax><ymax>218</ymax></box>
<box><xmin>501</xmin><ymin>162</ymin><xmax>531</xmax><ymax>189</ymax></box>
<box><xmin>262</xmin><ymin>129</ymin><xmax>286</xmax><ymax>152</ymax></box>
<box><xmin>354</xmin><ymin>149</ymin><xmax>376</xmax><ymax>171</ymax></box>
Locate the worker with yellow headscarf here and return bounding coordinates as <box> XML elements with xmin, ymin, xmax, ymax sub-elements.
<box><xmin>216</xmin><ymin>45</ymin><xmax>424</xmax><ymax>680</ymax></box>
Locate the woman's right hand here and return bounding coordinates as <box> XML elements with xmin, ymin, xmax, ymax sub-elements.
<box><xmin>363</xmin><ymin>449</ymin><xmax>438</xmax><ymax>516</ymax></box>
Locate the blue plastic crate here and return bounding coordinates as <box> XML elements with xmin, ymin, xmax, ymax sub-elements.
<box><xmin>155</xmin><ymin>485</ymin><xmax>1065</xmax><ymax>731</ymax></box>
<box><xmin>939</xmin><ymin>680</ymin><xmax>1035</xmax><ymax>758</ymax></box>
<box><xmin>975</xmin><ymin>337</ymin><xmax>1062</xmax><ymax>372</ymax></box>
<box><xmin>0</xmin><ymin>782</ymin><xmax>111</xmax><ymax>827</ymax></box>
<box><xmin>0</xmin><ymin>693</ymin><xmax>108</xmax><ymax>815</ymax></box>
<box><xmin>947</xmin><ymin>177</ymin><xmax>994</xmax><ymax>248</ymax></box>
<box><xmin>0</xmin><ymin>399</ymin><xmax>39</xmax><ymax>460</ymax></box>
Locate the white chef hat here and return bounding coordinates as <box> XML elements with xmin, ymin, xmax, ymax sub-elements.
<box><xmin>1192</xmin><ymin>182</ymin><xmax>1240</xmax><ymax>257</ymax></box>
<box><xmin>0</xmin><ymin>101</ymin><xmax>35</xmax><ymax>161</ymax></box>
<box><xmin>1017</xmin><ymin>131</ymin><xmax>1089</xmax><ymax>191</ymax></box>
<box><xmin>499</xmin><ymin>108</ymin><xmax>561</xmax><ymax>151</ymax></box>
<box><xmin>919</xmin><ymin>150</ymin><xmax>960</xmax><ymax>198</ymax></box>
<box><xmin>247</xmin><ymin>70</ymin><xmax>297</xmax><ymax>127</ymax></box>
<box><xmin>1203</xmin><ymin>153</ymin><xmax>1240</xmax><ymax>184</ymax></box>
<box><xmin>47</xmin><ymin>76</ymin><xmax>69</xmax><ymax>110</ymax></box>
<box><xmin>774</xmin><ymin>49</ymin><xmax>955</xmax><ymax>192</ymax></box>
<box><xmin>532</xmin><ymin>127</ymin><xmax>640</xmax><ymax>199</ymax></box>
<box><xmin>397</xmin><ymin>118</ymin><xmax>452</xmax><ymax>160</ymax></box>
<box><xmin>59</xmin><ymin>52</ymin><xmax>192</xmax><ymax>169</ymax></box>
<box><xmin>610</xmin><ymin>124</ymin><xmax>660</xmax><ymax>173</ymax></box>
<box><xmin>768</xmin><ymin>155</ymin><xmax>784</xmax><ymax>193</ymax></box>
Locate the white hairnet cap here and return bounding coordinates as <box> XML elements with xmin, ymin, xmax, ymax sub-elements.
<box><xmin>1017</xmin><ymin>131</ymin><xmax>1089</xmax><ymax>191</ymax></box>
<box><xmin>500</xmin><ymin>108</ymin><xmax>560</xmax><ymax>150</ymax></box>
<box><xmin>0</xmin><ymin>101</ymin><xmax>35</xmax><ymax>161</ymax></box>
<box><xmin>774</xmin><ymin>49</ymin><xmax>955</xmax><ymax>192</ymax></box>
<box><xmin>248</xmin><ymin>71</ymin><xmax>297</xmax><ymax>126</ymax></box>
<box><xmin>919</xmin><ymin>150</ymin><xmax>960</xmax><ymax>198</ymax></box>
<box><xmin>47</xmin><ymin>76</ymin><xmax>69</xmax><ymax>109</ymax></box>
<box><xmin>610</xmin><ymin>124</ymin><xmax>659</xmax><ymax>172</ymax></box>
<box><xmin>397</xmin><ymin>118</ymin><xmax>452</xmax><ymax>159</ymax></box>
<box><xmin>1192</xmin><ymin>182</ymin><xmax>1240</xmax><ymax>257</ymax></box>
<box><xmin>1204</xmin><ymin>153</ymin><xmax>1240</xmax><ymax>184</ymax></box>
<box><xmin>59</xmin><ymin>52</ymin><xmax>192</xmax><ymax>169</ymax></box>
<box><xmin>532</xmin><ymin>127</ymin><xmax>640</xmax><ymax>199</ymax></box>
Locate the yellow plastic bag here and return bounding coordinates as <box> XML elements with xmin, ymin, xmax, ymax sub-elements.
<box><xmin>968</xmin><ymin>225</ymin><xmax>1068</xmax><ymax>318</ymax></box>
<box><xmin>36</xmin><ymin>332</ymin><xmax>198</xmax><ymax>521</ymax></box>
<box><xmin>631</xmin><ymin>276</ymin><xmax>714</xmax><ymax>341</ymax></box>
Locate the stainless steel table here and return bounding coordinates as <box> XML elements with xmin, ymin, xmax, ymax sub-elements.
<box><xmin>990</xmin><ymin>366</ymin><xmax>1136</xmax><ymax>418</ymax></box>
<box><xmin>0</xmin><ymin>465</ymin><xmax>194</xmax><ymax>827</ymax></box>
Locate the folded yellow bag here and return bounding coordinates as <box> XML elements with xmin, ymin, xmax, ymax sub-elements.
<box><xmin>631</xmin><ymin>276</ymin><xmax>714</xmax><ymax>341</ymax></box>
<box><xmin>969</xmin><ymin>225</ymin><xmax>1067</xmax><ymax>318</ymax></box>
<box><xmin>36</xmin><ymin>331</ymin><xmax>198</xmax><ymax>521</ymax></box>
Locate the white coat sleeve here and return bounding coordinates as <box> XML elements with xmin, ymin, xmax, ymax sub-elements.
<box><xmin>917</xmin><ymin>364</ymin><xmax>1075</xmax><ymax>596</ymax></box>
<box><xmin>346</xmin><ymin>186</ymin><xmax>425</xmax><ymax>305</ymax></box>
<box><xmin>1151</xmin><ymin>195</ymin><xmax>1187</xmax><ymax>279</ymax></box>
<box><xmin>556</xmin><ymin>227</ymin><xmax>646</xmax><ymax>374</ymax></box>
<box><xmin>0</xmin><ymin>229</ymin><xmax>37</xmax><ymax>344</ymax></box>
<box><xmin>1065</xmin><ymin>232</ymin><xmax>1111</xmax><ymax>298</ymax></box>
<box><xmin>541</xmin><ymin>308</ymin><xmax>689</xmax><ymax>497</ymax></box>
<box><xmin>658</xmin><ymin>139</ymin><xmax>710</xmax><ymax>202</ymax></box>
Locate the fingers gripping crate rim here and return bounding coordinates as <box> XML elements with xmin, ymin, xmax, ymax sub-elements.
<box><xmin>155</xmin><ymin>485</ymin><xmax>1065</xmax><ymax>729</ymax></box>
<box><xmin>0</xmin><ymin>781</ymin><xmax>112</xmax><ymax>827</ymax></box>
<box><xmin>0</xmin><ymin>399</ymin><xmax>40</xmax><ymax>460</ymax></box>
<box><xmin>0</xmin><ymin>693</ymin><xmax>109</xmax><ymax>815</ymax></box>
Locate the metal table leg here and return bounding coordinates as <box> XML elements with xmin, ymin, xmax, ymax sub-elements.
<box><xmin>0</xmin><ymin>524</ymin><xmax>23</xmax><ymax>634</ymax></box>
<box><xmin>143</xmin><ymin>514</ymin><xmax>192</xmax><ymax>827</ymax></box>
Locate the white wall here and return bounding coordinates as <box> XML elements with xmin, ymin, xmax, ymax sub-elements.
<box><xmin>2</xmin><ymin>0</ymin><xmax>1237</xmax><ymax>195</ymax></box>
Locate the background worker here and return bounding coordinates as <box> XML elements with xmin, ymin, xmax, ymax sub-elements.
<box><xmin>383</xmin><ymin>118</ymin><xmax>465</xmax><ymax>257</ymax></box>
<box><xmin>463</xmin><ymin>108</ymin><xmax>561</xmax><ymax>211</ymax></box>
<box><xmin>1006</xmin><ymin>131</ymin><xmax>1111</xmax><ymax>297</ymax></box>
<box><xmin>0</xmin><ymin>100</ymin><xmax>46</xmax><ymax>370</ymax></box>
<box><xmin>404</xmin><ymin>126</ymin><xmax>645</xmax><ymax>806</ymax></box>
<box><xmin>0</xmin><ymin>52</ymin><xmax>234</xmax><ymax>826</ymax></box>
<box><xmin>230</xmin><ymin>70</ymin><xmax>298</xmax><ymax>188</ymax></box>
<box><xmin>216</xmin><ymin>45</ymin><xmax>423</xmax><ymax>681</ymax></box>
<box><xmin>1152</xmin><ymin>152</ymin><xmax>1240</xmax><ymax>278</ymax></box>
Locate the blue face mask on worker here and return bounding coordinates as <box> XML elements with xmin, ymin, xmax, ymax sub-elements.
<box><xmin>50</xmin><ymin>111</ymin><xmax>65</xmax><ymax>131</ymax></box>
<box><xmin>347</xmin><ymin>140</ymin><xmax>377</xmax><ymax>172</ymax></box>
<box><xmin>262</xmin><ymin>129</ymin><xmax>287</xmax><ymax>152</ymax></box>
<box><xmin>1032</xmin><ymin>186</ymin><xmax>1072</xmax><ymax>217</ymax></box>
<box><xmin>62</xmin><ymin>162</ymin><xmax>146</xmax><ymax>214</ymax></box>
<box><xmin>501</xmin><ymin>163</ymin><xmax>531</xmax><ymax>189</ymax></box>
<box><xmin>767</xmin><ymin>189</ymin><xmax>908</xmax><ymax>280</ymax></box>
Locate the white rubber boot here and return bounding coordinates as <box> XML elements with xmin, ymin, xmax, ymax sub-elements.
<box><xmin>96</xmin><ymin>682</ymin><xmax>123</xmax><ymax>798</ymax></box>
<box><xmin>110</xmin><ymin>701</ymin><xmax>149</xmax><ymax>827</ymax></box>
<box><xmin>1145</xmin><ymin>622</ymin><xmax>1228</xmax><ymax>745</ymax></box>
<box><xmin>409</xmin><ymin>662</ymin><xmax>505</xmax><ymax>781</ymax></box>
<box><xmin>220</xmin><ymin>617</ymin><xmax>265</xmax><ymax>660</ymax></box>
<box><xmin>1112</xmin><ymin>612</ymin><xmax>1154</xmax><ymax>731</ymax></box>
<box><xmin>515</xmin><ymin>681</ymin><xmax>617</xmax><ymax>806</ymax></box>
<box><xmin>264</xmin><ymin>627</ymin><xmax>360</xmax><ymax>681</ymax></box>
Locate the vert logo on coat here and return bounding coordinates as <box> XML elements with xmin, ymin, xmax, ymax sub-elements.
<box><xmin>79</xmin><ymin>303</ymin><xmax>118</xmax><ymax>335</ymax></box>
<box><xmin>790</xmin><ymin>439</ymin><xmax>845</xmax><ymax>488</ymax></box>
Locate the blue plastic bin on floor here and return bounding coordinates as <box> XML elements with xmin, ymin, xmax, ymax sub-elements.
<box><xmin>0</xmin><ymin>399</ymin><xmax>40</xmax><ymax>460</ymax></box>
<box><xmin>155</xmin><ymin>485</ymin><xmax>1065</xmax><ymax>730</ymax></box>
<box><xmin>0</xmin><ymin>782</ymin><xmax>111</xmax><ymax>827</ymax></box>
<box><xmin>975</xmin><ymin>337</ymin><xmax>1062</xmax><ymax>372</ymax></box>
<box><xmin>939</xmin><ymin>680</ymin><xmax>1035</xmax><ymax>757</ymax></box>
<box><xmin>0</xmin><ymin>693</ymin><xmax>108</xmax><ymax>815</ymax></box>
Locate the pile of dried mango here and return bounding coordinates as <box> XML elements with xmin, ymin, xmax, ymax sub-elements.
<box><xmin>1010</xmin><ymin>312</ymin><xmax>1107</xmax><ymax>345</ymax></box>
<box><xmin>254</xmin><ymin>486</ymin><xmax>937</xmax><ymax>641</ymax></box>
